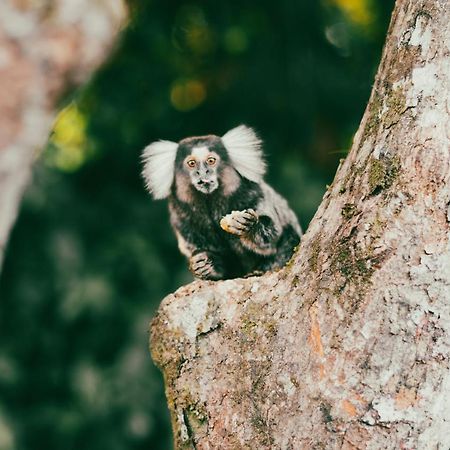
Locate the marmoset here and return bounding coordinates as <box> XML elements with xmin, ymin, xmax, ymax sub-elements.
<box><xmin>142</xmin><ymin>125</ymin><xmax>301</xmax><ymax>280</ymax></box>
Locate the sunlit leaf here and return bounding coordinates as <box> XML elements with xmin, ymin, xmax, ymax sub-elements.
<box><xmin>47</xmin><ymin>103</ymin><xmax>93</xmax><ymax>172</ymax></box>
<box><xmin>329</xmin><ymin>0</ymin><xmax>374</xmax><ymax>27</ymax></box>
<box><xmin>170</xmin><ymin>79</ymin><xmax>206</xmax><ymax>111</ymax></box>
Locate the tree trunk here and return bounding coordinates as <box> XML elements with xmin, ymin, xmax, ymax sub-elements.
<box><xmin>0</xmin><ymin>0</ymin><xmax>126</xmax><ymax>271</ymax></box>
<box><xmin>150</xmin><ymin>0</ymin><xmax>450</xmax><ymax>448</ymax></box>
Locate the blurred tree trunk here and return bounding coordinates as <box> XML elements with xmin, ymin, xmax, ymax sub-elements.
<box><xmin>151</xmin><ymin>0</ymin><xmax>450</xmax><ymax>448</ymax></box>
<box><xmin>0</xmin><ymin>0</ymin><xmax>126</xmax><ymax>271</ymax></box>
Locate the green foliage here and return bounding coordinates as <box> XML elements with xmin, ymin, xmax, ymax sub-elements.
<box><xmin>0</xmin><ymin>0</ymin><xmax>393</xmax><ymax>448</ymax></box>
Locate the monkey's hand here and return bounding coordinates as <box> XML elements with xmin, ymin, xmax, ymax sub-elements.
<box><xmin>220</xmin><ymin>209</ymin><xmax>258</xmax><ymax>236</ymax></box>
<box><xmin>189</xmin><ymin>251</ymin><xmax>224</xmax><ymax>280</ymax></box>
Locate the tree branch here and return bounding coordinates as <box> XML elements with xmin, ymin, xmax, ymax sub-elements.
<box><xmin>0</xmin><ymin>0</ymin><xmax>127</xmax><ymax>271</ymax></box>
<box><xmin>151</xmin><ymin>0</ymin><xmax>450</xmax><ymax>447</ymax></box>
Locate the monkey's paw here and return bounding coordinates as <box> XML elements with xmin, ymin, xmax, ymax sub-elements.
<box><xmin>220</xmin><ymin>209</ymin><xmax>258</xmax><ymax>236</ymax></box>
<box><xmin>189</xmin><ymin>252</ymin><xmax>223</xmax><ymax>280</ymax></box>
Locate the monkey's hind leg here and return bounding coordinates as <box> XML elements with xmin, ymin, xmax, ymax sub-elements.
<box><xmin>189</xmin><ymin>251</ymin><xmax>225</xmax><ymax>280</ymax></box>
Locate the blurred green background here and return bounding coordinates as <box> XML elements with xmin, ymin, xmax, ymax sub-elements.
<box><xmin>0</xmin><ymin>1</ymin><xmax>394</xmax><ymax>448</ymax></box>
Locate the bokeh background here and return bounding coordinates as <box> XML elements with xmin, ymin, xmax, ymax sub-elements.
<box><xmin>0</xmin><ymin>1</ymin><xmax>394</xmax><ymax>448</ymax></box>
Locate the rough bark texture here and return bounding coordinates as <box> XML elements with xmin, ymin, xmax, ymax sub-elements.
<box><xmin>0</xmin><ymin>0</ymin><xmax>126</xmax><ymax>270</ymax></box>
<box><xmin>151</xmin><ymin>0</ymin><xmax>450</xmax><ymax>448</ymax></box>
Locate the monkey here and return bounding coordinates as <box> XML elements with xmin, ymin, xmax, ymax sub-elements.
<box><xmin>141</xmin><ymin>125</ymin><xmax>302</xmax><ymax>280</ymax></box>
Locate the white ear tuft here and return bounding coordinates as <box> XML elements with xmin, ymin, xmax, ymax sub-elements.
<box><xmin>221</xmin><ymin>125</ymin><xmax>266</xmax><ymax>182</ymax></box>
<box><xmin>141</xmin><ymin>140</ymin><xmax>178</xmax><ymax>199</ymax></box>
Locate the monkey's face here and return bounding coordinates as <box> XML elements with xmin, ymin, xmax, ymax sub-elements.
<box><xmin>142</xmin><ymin>125</ymin><xmax>263</xmax><ymax>200</ymax></box>
<box><xmin>183</xmin><ymin>146</ymin><xmax>220</xmax><ymax>194</ymax></box>
<box><xmin>174</xmin><ymin>135</ymin><xmax>240</xmax><ymax>200</ymax></box>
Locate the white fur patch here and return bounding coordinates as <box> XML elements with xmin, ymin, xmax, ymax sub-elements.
<box><xmin>141</xmin><ymin>140</ymin><xmax>178</xmax><ymax>199</ymax></box>
<box><xmin>191</xmin><ymin>146</ymin><xmax>209</xmax><ymax>159</ymax></box>
<box><xmin>222</xmin><ymin>125</ymin><xmax>266</xmax><ymax>182</ymax></box>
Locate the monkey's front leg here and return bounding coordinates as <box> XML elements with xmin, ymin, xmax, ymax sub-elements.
<box><xmin>220</xmin><ymin>209</ymin><xmax>258</xmax><ymax>236</ymax></box>
<box><xmin>220</xmin><ymin>209</ymin><xmax>278</xmax><ymax>255</ymax></box>
<box><xmin>189</xmin><ymin>251</ymin><xmax>225</xmax><ymax>280</ymax></box>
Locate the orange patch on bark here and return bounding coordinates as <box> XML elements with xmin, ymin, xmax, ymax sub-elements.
<box><xmin>318</xmin><ymin>363</ymin><xmax>325</xmax><ymax>380</ymax></box>
<box><xmin>395</xmin><ymin>388</ymin><xmax>417</xmax><ymax>409</ymax></box>
<box><xmin>309</xmin><ymin>307</ymin><xmax>324</xmax><ymax>357</ymax></box>
<box><xmin>343</xmin><ymin>423</ymin><xmax>370</xmax><ymax>449</ymax></box>
<box><xmin>341</xmin><ymin>399</ymin><xmax>357</xmax><ymax>417</ymax></box>
<box><xmin>352</xmin><ymin>392</ymin><xmax>366</xmax><ymax>405</ymax></box>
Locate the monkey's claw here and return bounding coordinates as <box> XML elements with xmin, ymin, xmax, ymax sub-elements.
<box><xmin>189</xmin><ymin>252</ymin><xmax>223</xmax><ymax>280</ymax></box>
<box><xmin>220</xmin><ymin>209</ymin><xmax>258</xmax><ymax>236</ymax></box>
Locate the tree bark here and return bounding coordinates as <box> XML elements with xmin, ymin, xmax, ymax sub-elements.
<box><xmin>150</xmin><ymin>0</ymin><xmax>450</xmax><ymax>448</ymax></box>
<box><xmin>0</xmin><ymin>0</ymin><xmax>126</xmax><ymax>271</ymax></box>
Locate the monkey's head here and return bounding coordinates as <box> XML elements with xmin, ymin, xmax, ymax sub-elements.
<box><xmin>142</xmin><ymin>125</ymin><xmax>266</xmax><ymax>201</ymax></box>
<box><xmin>175</xmin><ymin>135</ymin><xmax>224</xmax><ymax>195</ymax></box>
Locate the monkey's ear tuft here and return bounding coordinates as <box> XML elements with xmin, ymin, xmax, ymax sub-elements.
<box><xmin>222</xmin><ymin>125</ymin><xmax>266</xmax><ymax>182</ymax></box>
<box><xmin>141</xmin><ymin>140</ymin><xmax>178</xmax><ymax>199</ymax></box>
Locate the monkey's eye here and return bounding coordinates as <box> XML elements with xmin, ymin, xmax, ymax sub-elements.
<box><xmin>186</xmin><ymin>159</ymin><xmax>196</xmax><ymax>168</ymax></box>
<box><xmin>206</xmin><ymin>157</ymin><xmax>216</xmax><ymax>166</ymax></box>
